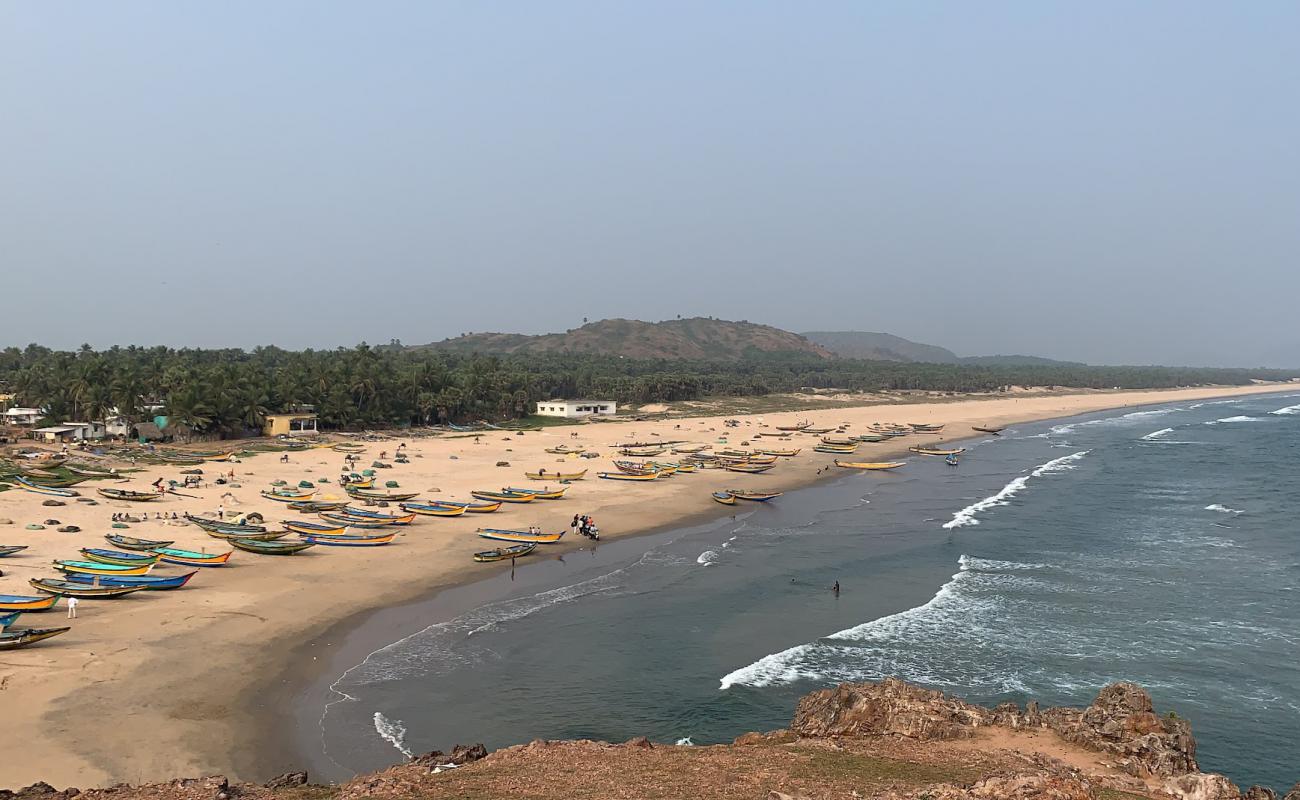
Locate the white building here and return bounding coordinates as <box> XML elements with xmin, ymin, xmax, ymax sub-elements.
<box><xmin>3</xmin><ymin>407</ymin><xmax>43</xmax><ymax>426</ymax></box>
<box><xmin>33</xmin><ymin>421</ymin><xmax>107</xmax><ymax>443</ymax></box>
<box><xmin>535</xmin><ymin>399</ymin><xmax>617</xmax><ymax>419</ymax></box>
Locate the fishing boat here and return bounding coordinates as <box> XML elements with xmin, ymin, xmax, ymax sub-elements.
<box><xmin>282</xmin><ymin>520</ymin><xmax>349</xmax><ymax>536</ymax></box>
<box><xmin>231</xmin><ymin>538</ymin><xmax>316</xmax><ymax>555</ymax></box>
<box><xmin>813</xmin><ymin>445</ymin><xmax>858</xmax><ymax>455</ymax></box>
<box><xmin>335</xmin><ymin>508</ymin><xmax>417</xmax><ymax>525</ymax></box>
<box><xmin>261</xmin><ymin>488</ymin><xmax>316</xmax><ymax>503</ymax></box>
<box><xmin>757</xmin><ymin>448</ymin><xmax>801</xmax><ymax>457</ymax></box>
<box><xmin>333</xmin><ymin>443</ymin><xmax>367</xmax><ymax>452</ymax></box>
<box><xmin>104</xmin><ymin>534</ymin><xmax>174</xmax><ymax>551</ymax></box>
<box><xmin>427</xmin><ymin>500</ymin><xmax>502</xmax><ymax>513</ymax></box>
<box><xmin>0</xmin><ymin>627</ymin><xmax>71</xmax><ymax>650</ymax></box>
<box><xmin>972</xmin><ymin>425</ymin><xmax>1005</xmax><ymax>435</ymax></box>
<box><xmin>204</xmin><ymin>528</ymin><xmax>290</xmax><ymax>541</ymax></box>
<box><xmin>834</xmin><ymin>460</ymin><xmax>907</xmax><ymax>470</ymax></box>
<box><xmin>801</xmin><ymin>427</ymin><xmax>835</xmax><ymax>435</ymax></box>
<box><xmin>150</xmin><ymin>547</ymin><xmax>234</xmax><ymax>567</ymax></box>
<box><xmin>671</xmin><ymin>444</ymin><xmax>709</xmax><ymax>453</ymax></box>
<box><xmin>908</xmin><ymin>446</ymin><xmax>967</xmax><ymax>456</ymax></box>
<box><xmin>97</xmin><ymin>487</ymin><xmax>163</xmax><ymax>502</ymax></box>
<box><xmin>471</xmin><ymin>490</ymin><xmax>536</xmax><ymax>503</ymax></box>
<box><xmin>909</xmin><ymin>423</ymin><xmax>944</xmax><ymax>432</ymax></box>
<box><xmin>298</xmin><ymin>532</ymin><xmax>395</xmax><ymax>547</ymax></box>
<box><xmin>185</xmin><ymin>514</ymin><xmax>266</xmax><ymax>533</ymax></box>
<box><xmin>0</xmin><ymin>611</ymin><xmax>19</xmax><ymax>628</ymax></box>
<box><xmin>756</xmin><ymin>431</ymin><xmax>793</xmax><ymax>438</ymax></box>
<box><xmin>204</xmin><ymin>452</ymin><xmax>236</xmax><ymax>462</ymax></box>
<box><xmin>67</xmin><ymin>465</ymin><xmax>116</xmax><ymax>477</ymax></box>
<box><xmin>473</xmin><ymin>543</ymin><xmax>537</xmax><ymax>562</ymax></box>
<box><xmin>0</xmin><ymin>545</ymin><xmax>28</xmax><ymax>557</ymax></box>
<box><xmin>524</xmin><ymin>469</ymin><xmax>587</xmax><ymax>481</ymax></box>
<box><xmin>821</xmin><ymin>436</ymin><xmax>858</xmax><ymax>446</ymax></box>
<box><xmin>400</xmin><ymin>502</ymin><xmax>468</xmax><ymax>517</ymax></box>
<box><xmin>502</xmin><ymin>486</ymin><xmax>568</xmax><ymax>500</ymax></box>
<box><xmin>775</xmin><ymin>421</ymin><xmax>811</xmax><ymax>431</ymax></box>
<box><xmin>711</xmin><ymin>491</ymin><xmax>737</xmax><ymax>505</ymax></box>
<box><xmin>30</xmin><ymin>578</ymin><xmax>146</xmax><ymax>599</ymax></box>
<box><xmin>342</xmin><ymin>477</ymin><xmax>376</xmax><ymax>489</ymax></box>
<box><xmin>597</xmin><ymin>471</ymin><xmax>659</xmax><ymax>481</ymax></box>
<box><xmin>614</xmin><ymin>460</ymin><xmax>662</xmax><ymax>475</ymax></box>
<box><xmin>318</xmin><ymin>512</ymin><xmax>393</xmax><ymax>529</ymax></box>
<box><xmin>855</xmin><ymin>434</ymin><xmax>889</xmax><ymax>443</ymax></box>
<box><xmin>54</xmin><ymin>559</ymin><xmax>153</xmax><ymax>577</ymax></box>
<box><xmin>476</xmin><ymin>527</ymin><xmax>566</xmax><ymax>544</ymax></box>
<box><xmin>287</xmin><ymin>500</ymin><xmax>350</xmax><ymax>513</ymax></box>
<box><xmin>63</xmin><ymin>571</ymin><xmax>198</xmax><ymax>590</ymax></box>
<box><xmin>14</xmin><ymin>477</ymin><xmax>79</xmax><ymax>497</ymax></box>
<box><xmin>945</xmin><ymin>454</ymin><xmax>960</xmax><ymax>466</ymax></box>
<box><xmin>724</xmin><ymin>463</ymin><xmax>774</xmax><ymax>474</ymax></box>
<box><xmin>346</xmin><ymin>488</ymin><xmax>420</xmax><ymax>502</ymax></box>
<box><xmin>618</xmin><ymin>447</ymin><xmax>666</xmax><ymax>456</ymax></box>
<box><xmin>544</xmin><ymin>446</ymin><xmax>585</xmax><ymax>454</ymax></box>
<box><xmin>0</xmin><ymin>594</ymin><xmax>60</xmax><ymax>612</ymax></box>
<box><xmin>78</xmin><ymin>548</ymin><xmax>161</xmax><ymax>567</ymax></box>
<box><xmin>725</xmin><ymin>489</ymin><xmax>784</xmax><ymax>502</ymax></box>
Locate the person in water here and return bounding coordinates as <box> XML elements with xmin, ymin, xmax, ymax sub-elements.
<box><xmin>833</xmin><ymin>580</ymin><xmax>840</xmax><ymax>596</ymax></box>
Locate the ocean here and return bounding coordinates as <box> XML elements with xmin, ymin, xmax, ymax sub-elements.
<box><xmin>301</xmin><ymin>394</ymin><xmax>1300</xmax><ymax>790</ymax></box>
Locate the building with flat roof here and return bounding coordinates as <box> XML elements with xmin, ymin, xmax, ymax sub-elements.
<box><xmin>3</xmin><ymin>407</ymin><xmax>43</xmax><ymax>426</ymax></box>
<box><xmin>535</xmin><ymin>399</ymin><xmax>617</xmax><ymax>419</ymax></box>
<box><xmin>264</xmin><ymin>412</ymin><xmax>319</xmax><ymax>437</ymax></box>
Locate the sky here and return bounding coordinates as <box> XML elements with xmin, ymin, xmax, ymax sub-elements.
<box><xmin>2</xmin><ymin>2</ymin><xmax>1297</xmax><ymax>367</ymax></box>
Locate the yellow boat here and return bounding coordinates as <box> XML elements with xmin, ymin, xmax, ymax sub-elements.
<box><xmin>524</xmin><ymin>469</ymin><xmax>587</xmax><ymax>481</ymax></box>
<box><xmin>908</xmin><ymin>446</ymin><xmax>966</xmax><ymax>456</ymax></box>
<box><xmin>834</xmin><ymin>460</ymin><xmax>907</xmax><ymax>470</ymax></box>
<box><xmin>758</xmin><ymin>448</ymin><xmax>801</xmax><ymax>457</ymax></box>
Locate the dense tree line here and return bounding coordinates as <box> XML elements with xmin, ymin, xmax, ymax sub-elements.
<box><xmin>0</xmin><ymin>344</ymin><xmax>1293</xmax><ymax>437</ymax></box>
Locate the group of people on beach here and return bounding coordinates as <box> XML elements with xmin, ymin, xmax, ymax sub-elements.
<box><xmin>571</xmin><ymin>514</ymin><xmax>599</xmax><ymax>540</ymax></box>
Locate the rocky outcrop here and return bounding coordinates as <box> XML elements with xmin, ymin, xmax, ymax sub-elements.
<box><xmin>1044</xmin><ymin>682</ymin><xmax>1197</xmax><ymax>777</ymax></box>
<box><xmin>791</xmin><ymin>677</ymin><xmax>992</xmax><ymax>739</ymax></box>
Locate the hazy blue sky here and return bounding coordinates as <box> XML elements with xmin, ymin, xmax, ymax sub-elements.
<box><xmin>2</xmin><ymin>2</ymin><xmax>1297</xmax><ymax>366</ymax></box>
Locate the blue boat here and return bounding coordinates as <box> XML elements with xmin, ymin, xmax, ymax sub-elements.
<box><xmin>0</xmin><ymin>611</ymin><xmax>20</xmax><ymax>629</ymax></box>
<box><xmin>62</xmin><ymin>571</ymin><xmax>199</xmax><ymax>590</ymax></box>
<box><xmin>80</xmin><ymin>548</ymin><xmax>159</xmax><ymax>563</ymax></box>
<box><xmin>0</xmin><ymin>545</ymin><xmax>28</xmax><ymax>557</ymax></box>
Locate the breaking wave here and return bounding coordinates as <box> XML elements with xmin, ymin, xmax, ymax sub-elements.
<box><xmin>1206</xmin><ymin>504</ymin><xmax>1244</xmax><ymax>515</ymax></box>
<box><xmin>1206</xmin><ymin>416</ymin><xmax>1263</xmax><ymax>425</ymax></box>
<box><xmin>1141</xmin><ymin>428</ymin><xmax>1176</xmax><ymax>441</ymax></box>
<box><xmin>373</xmin><ymin>712</ymin><xmax>413</xmax><ymax>758</ymax></box>
<box><xmin>697</xmin><ymin>550</ymin><xmax>719</xmax><ymax>566</ymax></box>
<box><xmin>1270</xmin><ymin>404</ymin><xmax>1300</xmax><ymax>416</ymax></box>
<box><xmin>942</xmin><ymin>451</ymin><xmax>1089</xmax><ymax>530</ymax></box>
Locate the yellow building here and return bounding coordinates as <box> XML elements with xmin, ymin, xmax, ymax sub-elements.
<box><xmin>263</xmin><ymin>412</ymin><xmax>319</xmax><ymax>437</ymax></box>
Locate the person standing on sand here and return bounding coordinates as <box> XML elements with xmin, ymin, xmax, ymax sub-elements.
<box><xmin>67</xmin><ymin>596</ymin><xmax>78</xmax><ymax>619</ymax></box>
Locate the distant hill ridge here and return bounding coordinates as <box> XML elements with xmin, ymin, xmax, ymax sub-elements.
<box><xmin>418</xmin><ymin>318</ymin><xmax>835</xmax><ymax>360</ymax></box>
<box><xmin>802</xmin><ymin>330</ymin><xmax>1081</xmax><ymax>366</ymax></box>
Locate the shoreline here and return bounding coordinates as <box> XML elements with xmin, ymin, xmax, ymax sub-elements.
<box><xmin>2</xmin><ymin>383</ymin><xmax>1295</xmax><ymax>790</ymax></box>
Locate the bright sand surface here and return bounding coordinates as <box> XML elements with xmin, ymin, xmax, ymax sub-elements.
<box><xmin>0</xmin><ymin>384</ymin><xmax>1293</xmax><ymax>789</ymax></box>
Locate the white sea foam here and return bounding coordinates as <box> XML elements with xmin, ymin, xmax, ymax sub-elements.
<box><xmin>1049</xmin><ymin>407</ymin><xmax>1185</xmax><ymax>437</ymax></box>
<box><xmin>1141</xmin><ymin>428</ymin><xmax>1175</xmax><ymax>441</ymax></box>
<box><xmin>1270</xmin><ymin>404</ymin><xmax>1300</xmax><ymax>416</ymax></box>
<box><xmin>675</xmin><ymin>736</ymin><xmax>695</xmax><ymax>746</ymax></box>
<box><xmin>1205</xmin><ymin>415</ymin><xmax>1262</xmax><ymax>424</ymax></box>
<box><xmin>373</xmin><ymin>712</ymin><xmax>413</xmax><ymax>758</ymax></box>
<box><xmin>1189</xmin><ymin>399</ymin><xmax>1246</xmax><ymax>409</ymax></box>
<box><xmin>697</xmin><ymin>550</ymin><xmax>719</xmax><ymax>566</ymax></box>
<box><xmin>1205</xmin><ymin>504</ymin><xmax>1244</xmax><ymax>515</ymax></box>
<box><xmin>941</xmin><ymin>451</ymin><xmax>1089</xmax><ymax>530</ymax></box>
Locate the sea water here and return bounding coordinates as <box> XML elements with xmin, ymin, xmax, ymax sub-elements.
<box><xmin>307</xmin><ymin>393</ymin><xmax>1300</xmax><ymax>790</ymax></box>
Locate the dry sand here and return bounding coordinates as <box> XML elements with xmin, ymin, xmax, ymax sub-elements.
<box><xmin>0</xmin><ymin>383</ymin><xmax>1293</xmax><ymax>789</ymax></box>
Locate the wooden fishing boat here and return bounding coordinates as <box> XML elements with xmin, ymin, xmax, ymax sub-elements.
<box><xmin>724</xmin><ymin>464</ymin><xmax>774</xmax><ymax>474</ymax></box>
<box><xmin>757</xmin><ymin>448</ymin><xmax>800</xmax><ymax>457</ymax></box>
<box><xmin>318</xmin><ymin>513</ymin><xmax>392</xmax><ymax>529</ymax></box>
<box><xmin>150</xmin><ymin>547</ymin><xmax>234</xmax><ymax>567</ymax></box>
<box><xmin>333</xmin><ymin>443</ymin><xmax>367</xmax><ymax>452</ymax></box>
<box><xmin>205</xmin><ymin>528</ymin><xmax>290</xmax><ymax>541</ymax></box>
<box><xmin>671</xmin><ymin>444</ymin><xmax>709</xmax><ymax>454</ymax></box>
<box><xmin>0</xmin><ymin>611</ymin><xmax>19</xmax><ymax>629</ymax></box>
<box><xmin>0</xmin><ymin>626</ymin><xmax>71</xmax><ymax>650</ymax></box>
<box><xmin>204</xmin><ymin>452</ymin><xmax>236</xmax><ymax>462</ymax></box>
<box><xmin>775</xmin><ymin>422</ymin><xmax>811</xmax><ymax>431</ymax></box>
<box><xmin>474</xmin><ymin>543</ymin><xmax>537</xmax><ymax>562</ymax></box>
<box><xmin>346</xmin><ymin>488</ymin><xmax>420</xmax><ymax>502</ymax></box>
<box><xmin>54</xmin><ymin>559</ymin><xmax>153</xmax><ymax>576</ymax></box>
<box><xmin>972</xmin><ymin>425</ymin><xmax>1005</xmax><ymax>435</ymax></box>
<box><xmin>104</xmin><ymin>534</ymin><xmax>174</xmax><ymax>551</ymax></box>
<box><xmin>502</xmin><ymin>486</ymin><xmax>568</xmax><ymax>500</ymax></box>
<box><xmin>471</xmin><ymin>490</ymin><xmax>536</xmax><ymax>503</ymax></box>
<box><xmin>64</xmin><ymin>571</ymin><xmax>198</xmax><ymax>590</ymax></box>
<box><xmin>524</xmin><ymin>469</ymin><xmax>587</xmax><ymax>481</ymax></box>
<box><xmin>79</xmin><ymin>548</ymin><xmax>161</xmax><ymax>567</ymax></box>
<box><xmin>261</xmin><ymin>488</ymin><xmax>317</xmax><ymax>503</ymax></box>
<box><xmin>97</xmin><ymin>487</ymin><xmax>162</xmax><ymax>502</ymax></box>
<box><xmin>855</xmin><ymin>434</ymin><xmax>889</xmax><ymax>443</ymax></box>
<box><xmin>14</xmin><ymin>477</ymin><xmax>79</xmax><ymax>497</ymax></box>
<box><xmin>756</xmin><ymin>431</ymin><xmax>793</xmax><ymax>438</ymax></box>
<box><xmin>298</xmin><ymin>532</ymin><xmax>395</xmax><ymax>547</ymax></box>
<box><xmin>834</xmin><ymin>460</ymin><xmax>907</xmax><ymax>470</ymax></box>
<box><xmin>342</xmin><ymin>477</ymin><xmax>376</xmax><ymax>489</ymax></box>
<box><xmin>30</xmin><ymin>578</ymin><xmax>146</xmax><ymax>598</ymax></box>
<box><xmin>185</xmin><ymin>514</ymin><xmax>266</xmax><ymax>533</ymax></box>
<box><xmin>287</xmin><ymin>500</ymin><xmax>350</xmax><ymax>512</ymax></box>
<box><xmin>821</xmin><ymin>436</ymin><xmax>858</xmax><ymax>446</ymax></box>
<box><xmin>0</xmin><ymin>594</ymin><xmax>60</xmax><ymax>612</ymax></box>
<box><xmin>597</xmin><ymin>471</ymin><xmax>659</xmax><ymax>481</ymax></box>
<box><xmin>744</xmin><ymin>454</ymin><xmax>778</xmax><ymax>465</ymax></box>
<box><xmin>427</xmin><ymin>500</ymin><xmax>501</xmax><ymax>513</ymax></box>
<box><xmin>544</xmin><ymin>446</ymin><xmax>585</xmax><ymax>454</ymax></box>
<box><xmin>21</xmin><ymin>468</ymin><xmax>60</xmax><ymax>479</ymax></box>
<box><xmin>67</xmin><ymin>465</ymin><xmax>116</xmax><ymax>477</ymax></box>
<box><xmin>282</xmin><ymin>520</ymin><xmax>349</xmax><ymax>536</ymax></box>
<box><xmin>909</xmin><ymin>423</ymin><xmax>944</xmax><ymax>431</ymax></box>
<box><xmin>476</xmin><ymin>527</ymin><xmax>566</xmax><ymax>544</ymax></box>
<box><xmin>231</xmin><ymin>538</ymin><xmax>316</xmax><ymax>555</ymax></box>
<box><xmin>336</xmin><ymin>508</ymin><xmax>417</xmax><ymax>525</ymax></box>
<box><xmin>614</xmin><ymin>460</ymin><xmax>661</xmax><ymax>475</ymax></box>
<box><xmin>908</xmin><ymin>446</ymin><xmax>966</xmax><ymax>456</ymax></box>
<box><xmin>400</xmin><ymin>502</ymin><xmax>467</xmax><ymax>517</ymax></box>
<box><xmin>618</xmin><ymin>447</ymin><xmax>666</xmax><ymax>456</ymax></box>
<box><xmin>814</xmin><ymin>445</ymin><xmax>858</xmax><ymax>455</ymax></box>
<box><xmin>711</xmin><ymin>491</ymin><xmax>737</xmax><ymax>505</ymax></box>
<box><xmin>668</xmin><ymin>462</ymin><xmax>696</xmax><ymax>473</ymax></box>
<box><xmin>725</xmin><ymin>489</ymin><xmax>783</xmax><ymax>502</ymax></box>
<box><xmin>0</xmin><ymin>545</ymin><xmax>28</xmax><ymax>557</ymax></box>
<box><xmin>801</xmin><ymin>427</ymin><xmax>834</xmax><ymax>435</ymax></box>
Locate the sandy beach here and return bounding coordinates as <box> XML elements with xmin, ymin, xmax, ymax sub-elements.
<box><xmin>0</xmin><ymin>383</ymin><xmax>1293</xmax><ymax>790</ymax></box>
